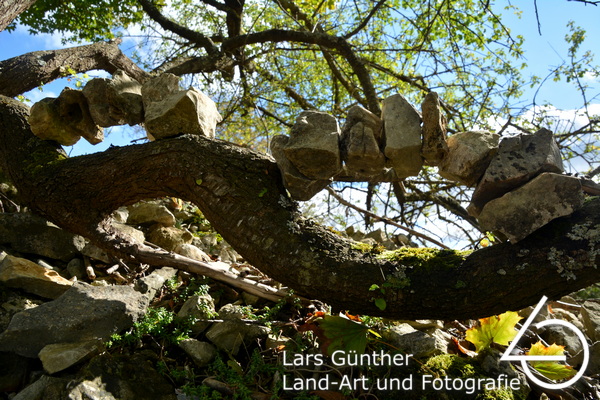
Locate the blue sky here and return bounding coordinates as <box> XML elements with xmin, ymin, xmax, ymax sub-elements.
<box><xmin>0</xmin><ymin>0</ymin><xmax>598</xmax><ymax>156</ymax></box>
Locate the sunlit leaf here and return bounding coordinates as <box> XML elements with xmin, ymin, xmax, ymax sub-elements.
<box><xmin>527</xmin><ymin>341</ymin><xmax>577</xmax><ymax>381</ymax></box>
<box><xmin>465</xmin><ymin>311</ymin><xmax>522</xmax><ymax>353</ymax></box>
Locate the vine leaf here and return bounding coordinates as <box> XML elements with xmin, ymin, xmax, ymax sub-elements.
<box><xmin>527</xmin><ymin>341</ymin><xmax>577</xmax><ymax>381</ymax></box>
<box><xmin>465</xmin><ymin>311</ymin><xmax>522</xmax><ymax>353</ymax></box>
<box><xmin>319</xmin><ymin>315</ymin><xmax>369</xmax><ymax>356</ymax></box>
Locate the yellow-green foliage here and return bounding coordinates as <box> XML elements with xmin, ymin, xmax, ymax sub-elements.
<box><xmin>377</xmin><ymin>248</ymin><xmax>471</xmax><ymax>270</ymax></box>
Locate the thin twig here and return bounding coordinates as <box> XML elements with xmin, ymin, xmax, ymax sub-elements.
<box><xmin>326</xmin><ymin>187</ymin><xmax>449</xmax><ymax>249</ymax></box>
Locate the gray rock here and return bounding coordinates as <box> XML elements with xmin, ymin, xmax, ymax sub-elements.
<box><xmin>0</xmin><ymin>282</ymin><xmax>149</xmax><ymax>358</ymax></box>
<box><xmin>469</xmin><ymin>128</ymin><xmax>563</xmax><ymax>216</ymax></box>
<box><xmin>147</xmin><ymin>226</ymin><xmax>193</xmax><ymax>252</ymax></box>
<box><xmin>540</xmin><ymin>324</ymin><xmax>584</xmax><ymax>357</ymax></box>
<box><xmin>420</xmin><ymin>92</ymin><xmax>448</xmax><ymax>165</ymax></box>
<box><xmin>80</xmin><ymin>242</ymin><xmax>110</xmax><ymax>263</ymax></box>
<box><xmin>12</xmin><ymin>375</ymin><xmax>70</xmax><ymax>400</ymax></box>
<box><xmin>0</xmin><ymin>255</ymin><xmax>73</xmax><ymax>299</ymax></box>
<box><xmin>28</xmin><ymin>87</ymin><xmax>104</xmax><ymax>146</ymax></box>
<box><xmin>177</xmin><ymin>294</ymin><xmax>216</xmax><ymax>334</ymax></box>
<box><xmin>340</xmin><ymin>105</ymin><xmax>385</xmax><ymax>177</ymax></box>
<box><xmin>179</xmin><ymin>339</ymin><xmax>217</xmax><ymax>367</ymax></box>
<box><xmin>39</xmin><ymin>339</ymin><xmax>103</xmax><ymax>374</ymax></box>
<box><xmin>111</xmin><ymin>207</ymin><xmax>129</xmax><ymax>224</ymax></box>
<box><xmin>476</xmin><ymin>173</ymin><xmax>584</xmax><ymax>243</ymax></box>
<box><xmin>381</xmin><ymin>94</ymin><xmax>423</xmax><ymax>178</ymax></box>
<box><xmin>382</xmin><ymin>323</ymin><xmax>448</xmax><ymax>358</ymax></box>
<box><xmin>270</xmin><ymin>134</ymin><xmax>329</xmax><ymax>201</ymax></box>
<box><xmin>134</xmin><ymin>267</ymin><xmax>178</xmax><ymax>300</ymax></box>
<box><xmin>175</xmin><ymin>243</ymin><xmax>211</xmax><ymax>262</ymax></box>
<box><xmin>142</xmin><ymin>74</ymin><xmax>222</xmax><ymax>140</ymax></box>
<box><xmin>0</xmin><ymin>351</ymin><xmax>31</xmax><ymax>392</ymax></box>
<box><xmin>284</xmin><ymin>111</ymin><xmax>343</xmax><ymax>180</ymax></box>
<box><xmin>581</xmin><ymin>300</ymin><xmax>600</xmax><ymax>342</ymax></box>
<box><xmin>205</xmin><ymin>320</ymin><xmax>269</xmax><ymax>355</ymax></box>
<box><xmin>0</xmin><ymin>290</ymin><xmax>43</xmax><ymax>332</ymax></box>
<box><xmin>127</xmin><ymin>202</ymin><xmax>176</xmax><ymax>226</ymax></box>
<box><xmin>0</xmin><ymin>212</ymin><xmax>86</xmax><ymax>262</ymax></box>
<box><xmin>82</xmin><ymin>70</ymin><xmax>144</xmax><ymax>127</ymax></box>
<box><xmin>438</xmin><ymin>130</ymin><xmax>500</xmax><ymax>186</ymax></box>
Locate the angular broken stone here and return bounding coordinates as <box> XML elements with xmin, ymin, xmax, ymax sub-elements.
<box><xmin>438</xmin><ymin>130</ymin><xmax>500</xmax><ymax>186</ymax></box>
<box><xmin>142</xmin><ymin>74</ymin><xmax>222</xmax><ymax>140</ymax></box>
<box><xmin>82</xmin><ymin>70</ymin><xmax>144</xmax><ymax>127</ymax></box>
<box><xmin>28</xmin><ymin>87</ymin><xmax>104</xmax><ymax>146</ymax></box>
<box><xmin>270</xmin><ymin>135</ymin><xmax>329</xmax><ymax>201</ymax></box>
<box><xmin>39</xmin><ymin>339</ymin><xmax>103</xmax><ymax>374</ymax></box>
<box><xmin>340</xmin><ymin>105</ymin><xmax>385</xmax><ymax>177</ymax></box>
<box><xmin>283</xmin><ymin>111</ymin><xmax>343</xmax><ymax>180</ymax></box>
<box><xmin>468</xmin><ymin>128</ymin><xmax>563</xmax><ymax>216</ymax></box>
<box><xmin>381</xmin><ymin>94</ymin><xmax>423</xmax><ymax>178</ymax></box>
<box><xmin>477</xmin><ymin>173</ymin><xmax>583</xmax><ymax>243</ymax></box>
<box><xmin>0</xmin><ymin>282</ymin><xmax>148</xmax><ymax>358</ymax></box>
<box><xmin>0</xmin><ymin>255</ymin><xmax>73</xmax><ymax>299</ymax></box>
<box><xmin>421</xmin><ymin>91</ymin><xmax>448</xmax><ymax>165</ymax></box>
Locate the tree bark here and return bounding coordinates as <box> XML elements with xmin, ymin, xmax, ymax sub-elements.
<box><xmin>0</xmin><ymin>95</ymin><xmax>598</xmax><ymax>320</ymax></box>
<box><xmin>0</xmin><ymin>0</ymin><xmax>36</xmax><ymax>32</ymax></box>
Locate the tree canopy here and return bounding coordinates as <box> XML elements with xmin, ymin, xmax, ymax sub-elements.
<box><xmin>0</xmin><ymin>0</ymin><xmax>598</xmax><ymax>319</ymax></box>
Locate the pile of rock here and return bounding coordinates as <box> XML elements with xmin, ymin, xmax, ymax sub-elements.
<box><xmin>271</xmin><ymin>93</ymin><xmax>586</xmax><ymax>243</ymax></box>
<box><xmin>28</xmin><ymin>71</ymin><xmax>222</xmax><ymax>145</ymax></box>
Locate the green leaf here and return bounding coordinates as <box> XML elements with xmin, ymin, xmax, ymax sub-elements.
<box><xmin>527</xmin><ymin>342</ymin><xmax>577</xmax><ymax>381</ymax></box>
<box><xmin>374</xmin><ymin>298</ymin><xmax>387</xmax><ymax>311</ymax></box>
<box><xmin>319</xmin><ymin>315</ymin><xmax>369</xmax><ymax>356</ymax></box>
<box><xmin>465</xmin><ymin>311</ymin><xmax>522</xmax><ymax>353</ymax></box>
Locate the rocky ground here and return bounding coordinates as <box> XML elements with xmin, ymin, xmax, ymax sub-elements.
<box><xmin>0</xmin><ymin>196</ymin><xmax>599</xmax><ymax>400</ymax></box>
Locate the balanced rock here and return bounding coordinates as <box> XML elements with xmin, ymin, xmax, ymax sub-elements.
<box><xmin>421</xmin><ymin>91</ymin><xmax>448</xmax><ymax>165</ymax></box>
<box><xmin>83</xmin><ymin>70</ymin><xmax>144</xmax><ymax>127</ymax></box>
<box><xmin>0</xmin><ymin>255</ymin><xmax>73</xmax><ymax>299</ymax></box>
<box><xmin>142</xmin><ymin>73</ymin><xmax>222</xmax><ymax>140</ymax></box>
<box><xmin>468</xmin><ymin>128</ymin><xmax>563</xmax><ymax>216</ymax></box>
<box><xmin>381</xmin><ymin>94</ymin><xmax>423</xmax><ymax>178</ymax></box>
<box><xmin>477</xmin><ymin>173</ymin><xmax>584</xmax><ymax>243</ymax></box>
<box><xmin>29</xmin><ymin>87</ymin><xmax>103</xmax><ymax>146</ymax></box>
<box><xmin>270</xmin><ymin>134</ymin><xmax>329</xmax><ymax>200</ymax></box>
<box><xmin>340</xmin><ymin>105</ymin><xmax>385</xmax><ymax>177</ymax></box>
<box><xmin>0</xmin><ymin>282</ymin><xmax>148</xmax><ymax>358</ymax></box>
<box><xmin>283</xmin><ymin>110</ymin><xmax>342</xmax><ymax>180</ymax></box>
<box><xmin>438</xmin><ymin>130</ymin><xmax>500</xmax><ymax>186</ymax></box>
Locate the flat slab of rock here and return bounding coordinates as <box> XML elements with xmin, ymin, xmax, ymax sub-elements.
<box><xmin>283</xmin><ymin>111</ymin><xmax>342</xmax><ymax>180</ymax></box>
<box><xmin>469</xmin><ymin>128</ymin><xmax>563</xmax><ymax>216</ymax></box>
<box><xmin>340</xmin><ymin>105</ymin><xmax>385</xmax><ymax>177</ymax></box>
<box><xmin>0</xmin><ymin>282</ymin><xmax>149</xmax><ymax>358</ymax></box>
<box><xmin>39</xmin><ymin>339</ymin><xmax>103</xmax><ymax>374</ymax></box>
<box><xmin>477</xmin><ymin>173</ymin><xmax>584</xmax><ymax>243</ymax></box>
<box><xmin>420</xmin><ymin>92</ymin><xmax>448</xmax><ymax>165</ymax></box>
<box><xmin>270</xmin><ymin>134</ymin><xmax>329</xmax><ymax>201</ymax></box>
<box><xmin>438</xmin><ymin>130</ymin><xmax>499</xmax><ymax>186</ymax></box>
<box><xmin>381</xmin><ymin>94</ymin><xmax>423</xmax><ymax>178</ymax></box>
<box><xmin>0</xmin><ymin>255</ymin><xmax>73</xmax><ymax>299</ymax></box>
<box><xmin>179</xmin><ymin>339</ymin><xmax>217</xmax><ymax>367</ymax></box>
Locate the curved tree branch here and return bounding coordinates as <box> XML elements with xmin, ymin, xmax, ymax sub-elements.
<box><xmin>1</xmin><ymin>95</ymin><xmax>598</xmax><ymax>321</ymax></box>
<box><xmin>0</xmin><ymin>0</ymin><xmax>37</xmax><ymax>32</ymax></box>
<box><xmin>0</xmin><ymin>40</ymin><xmax>150</xmax><ymax>97</ymax></box>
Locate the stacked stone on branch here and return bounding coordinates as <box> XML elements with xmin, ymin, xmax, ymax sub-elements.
<box><xmin>340</xmin><ymin>105</ymin><xmax>385</xmax><ymax>178</ymax></box>
<box><xmin>420</xmin><ymin>91</ymin><xmax>448</xmax><ymax>166</ymax></box>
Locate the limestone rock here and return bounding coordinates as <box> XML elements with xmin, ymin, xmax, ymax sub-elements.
<box><xmin>82</xmin><ymin>70</ymin><xmax>144</xmax><ymax>127</ymax></box>
<box><xmin>382</xmin><ymin>323</ymin><xmax>449</xmax><ymax>358</ymax></box>
<box><xmin>283</xmin><ymin>111</ymin><xmax>343</xmax><ymax>180</ymax></box>
<box><xmin>477</xmin><ymin>173</ymin><xmax>584</xmax><ymax>243</ymax></box>
<box><xmin>142</xmin><ymin>74</ymin><xmax>221</xmax><ymax>140</ymax></box>
<box><xmin>147</xmin><ymin>226</ymin><xmax>193</xmax><ymax>251</ymax></box>
<box><xmin>179</xmin><ymin>339</ymin><xmax>217</xmax><ymax>367</ymax></box>
<box><xmin>206</xmin><ymin>319</ymin><xmax>269</xmax><ymax>355</ymax></box>
<box><xmin>29</xmin><ymin>87</ymin><xmax>104</xmax><ymax>146</ymax></box>
<box><xmin>0</xmin><ymin>282</ymin><xmax>149</xmax><ymax>358</ymax></box>
<box><xmin>270</xmin><ymin>134</ymin><xmax>330</xmax><ymax>201</ymax></box>
<box><xmin>381</xmin><ymin>94</ymin><xmax>423</xmax><ymax>178</ymax></box>
<box><xmin>67</xmin><ymin>258</ymin><xmax>86</xmax><ymax>280</ymax></box>
<box><xmin>421</xmin><ymin>91</ymin><xmax>448</xmax><ymax>165</ymax></box>
<box><xmin>175</xmin><ymin>243</ymin><xmax>212</xmax><ymax>262</ymax></box>
<box><xmin>340</xmin><ymin>105</ymin><xmax>385</xmax><ymax>177</ymax></box>
<box><xmin>177</xmin><ymin>294</ymin><xmax>216</xmax><ymax>334</ymax></box>
<box><xmin>11</xmin><ymin>375</ymin><xmax>70</xmax><ymax>400</ymax></box>
<box><xmin>469</xmin><ymin>128</ymin><xmax>563</xmax><ymax>216</ymax></box>
<box><xmin>39</xmin><ymin>339</ymin><xmax>103</xmax><ymax>374</ymax></box>
<box><xmin>127</xmin><ymin>202</ymin><xmax>176</xmax><ymax>226</ymax></box>
<box><xmin>438</xmin><ymin>131</ymin><xmax>500</xmax><ymax>186</ymax></box>
<box><xmin>134</xmin><ymin>267</ymin><xmax>178</xmax><ymax>300</ymax></box>
<box><xmin>0</xmin><ymin>255</ymin><xmax>73</xmax><ymax>299</ymax></box>
<box><xmin>581</xmin><ymin>301</ymin><xmax>600</xmax><ymax>342</ymax></box>
<box><xmin>0</xmin><ymin>212</ymin><xmax>86</xmax><ymax>262</ymax></box>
